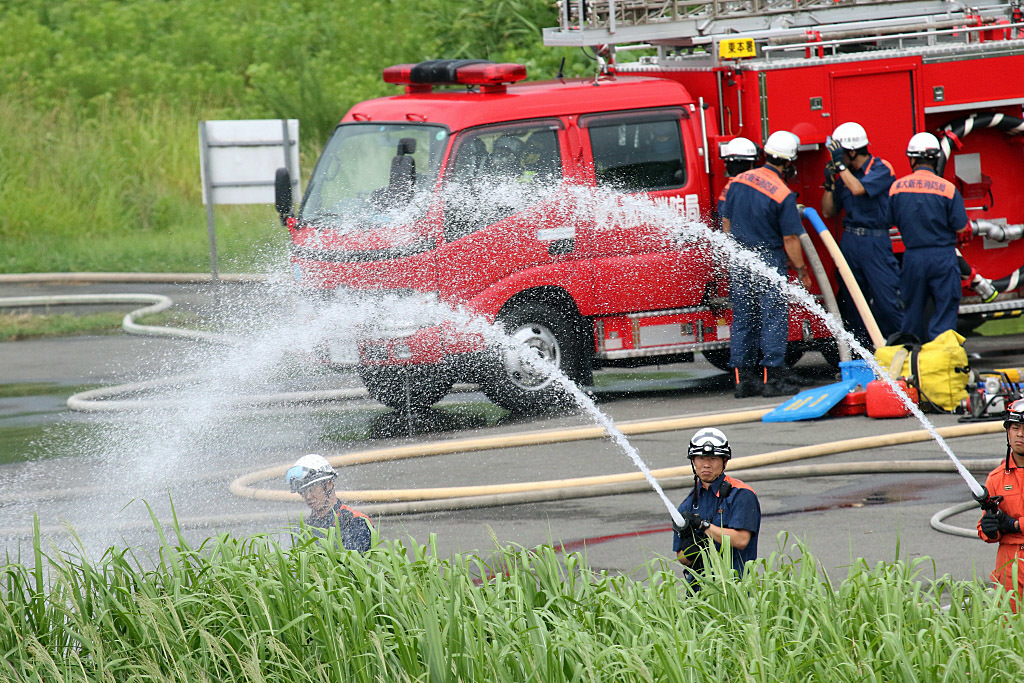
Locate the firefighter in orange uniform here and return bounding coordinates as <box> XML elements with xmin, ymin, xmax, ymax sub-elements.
<box><xmin>978</xmin><ymin>399</ymin><xmax>1024</xmax><ymax>610</ymax></box>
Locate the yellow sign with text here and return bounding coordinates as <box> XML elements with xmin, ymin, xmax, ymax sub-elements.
<box><xmin>718</xmin><ymin>38</ymin><xmax>757</xmax><ymax>59</ymax></box>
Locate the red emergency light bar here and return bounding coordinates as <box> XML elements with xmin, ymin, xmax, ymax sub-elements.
<box><xmin>383</xmin><ymin>60</ymin><xmax>527</xmax><ymax>93</ymax></box>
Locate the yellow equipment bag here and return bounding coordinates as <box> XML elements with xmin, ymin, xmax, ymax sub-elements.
<box><xmin>873</xmin><ymin>330</ymin><xmax>970</xmax><ymax>412</ymax></box>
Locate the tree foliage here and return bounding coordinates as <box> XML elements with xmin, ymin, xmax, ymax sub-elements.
<box><xmin>0</xmin><ymin>0</ymin><xmax>589</xmax><ymax>272</ymax></box>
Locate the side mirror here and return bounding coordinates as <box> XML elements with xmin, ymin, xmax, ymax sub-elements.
<box><xmin>274</xmin><ymin>167</ymin><xmax>293</xmax><ymax>225</ymax></box>
<box><xmin>397</xmin><ymin>137</ymin><xmax>416</xmax><ymax>156</ymax></box>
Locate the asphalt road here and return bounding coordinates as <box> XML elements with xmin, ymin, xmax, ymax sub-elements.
<box><xmin>2</xmin><ymin>280</ymin><xmax>1021</xmax><ymax>586</ymax></box>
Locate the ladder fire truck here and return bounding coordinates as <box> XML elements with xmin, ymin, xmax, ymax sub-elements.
<box><xmin>277</xmin><ymin>0</ymin><xmax>1024</xmax><ymax>413</ymax></box>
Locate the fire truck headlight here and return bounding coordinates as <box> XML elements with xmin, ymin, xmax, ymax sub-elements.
<box><xmin>393</xmin><ymin>343</ymin><xmax>414</xmax><ymax>360</ymax></box>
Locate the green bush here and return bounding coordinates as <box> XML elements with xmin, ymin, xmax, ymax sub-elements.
<box><xmin>0</xmin><ymin>0</ymin><xmax>589</xmax><ymax>273</ymax></box>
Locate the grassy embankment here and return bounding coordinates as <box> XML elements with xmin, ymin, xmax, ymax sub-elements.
<box><xmin>2</xmin><ymin>524</ymin><xmax>1022</xmax><ymax>682</ymax></box>
<box><xmin>0</xmin><ymin>0</ymin><xmax>586</xmax><ymax>274</ymax></box>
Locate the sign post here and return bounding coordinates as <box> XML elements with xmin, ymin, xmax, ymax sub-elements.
<box><xmin>198</xmin><ymin>119</ymin><xmax>300</xmax><ymax>279</ymax></box>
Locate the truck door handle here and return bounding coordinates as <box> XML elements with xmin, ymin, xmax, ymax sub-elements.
<box><xmin>548</xmin><ymin>238</ymin><xmax>575</xmax><ymax>255</ymax></box>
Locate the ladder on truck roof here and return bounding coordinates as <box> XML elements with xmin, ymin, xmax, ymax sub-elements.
<box><xmin>543</xmin><ymin>0</ymin><xmax>1015</xmax><ymax>48</ymax></box>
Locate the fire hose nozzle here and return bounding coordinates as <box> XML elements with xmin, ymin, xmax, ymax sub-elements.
<box><xmin>973</xmin><ymin>487</ymin><xmax>1004</xmax><ymax>511</ymax></box>
<box><xmin>970</xmin><ymin>274</ymin><xmax>998</xmax><ymax>303</ymax></box>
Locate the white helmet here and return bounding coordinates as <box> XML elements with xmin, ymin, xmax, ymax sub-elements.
<box><xmin>722</xmin><ymin>137</ymin><xmax>758</xmax><ymax>161</ymax></box>
<box><xmin>831</xmin><ymin>122</ymin><xmax>869</xmax><ymax>150</ymax></box>
<box><xmin>906</xmin><ymin>132</ymin><xmax>941</xmax><ymax>160</ymax></box>
<box><xmin>763</xmin><ymin>131</ymin><xmax>800</xmax><ymax>161</ymax></box>
<box><xmin>286</xmin><ymin>453</ymin><xmax>337</xmax><ymax>493</ymax></box>
<box><xmin>687</xmin><ymin>427</ymin><xmax>731</xmax><ymax>461</ymax></box>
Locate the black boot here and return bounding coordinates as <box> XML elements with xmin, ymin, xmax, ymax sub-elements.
<box><xmin>732</xmin><ymin>367</ymin><xmax>761</xmax><ymax>399</ymax></box>
<box><xmin>762</xmin><ymin>366</ymin><xmax>800</xmax><ymax>397</ymax></box>
<box><xmin>783</xmin><ymin>368</ymin><xmax>817</xmax><ymax>387</ymax></box>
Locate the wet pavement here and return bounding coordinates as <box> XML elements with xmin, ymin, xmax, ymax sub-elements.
<box><xmin>1</xmin><ymin>279</ymin><xmax>1021</xmax><ymax>585</ymax></box>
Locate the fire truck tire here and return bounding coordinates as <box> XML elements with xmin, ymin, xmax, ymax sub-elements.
<box><xmin>818</xmin><ymin>339</ymin><xmax>841</xmax><ymax>368</ymax></box>
<box><xmin>358</xmin><ymin>365</ymin><xmax>455</xmax><ymax>410</ymax></box>
<box><xmin>481</xmin><ymin>303</ymin><xmax>588</xmax><ymax>413</ymax></box>
<box><xmin>701</xmin><ymin>348</ymin><xmax>731</xmax><ymax>371</ymax></box>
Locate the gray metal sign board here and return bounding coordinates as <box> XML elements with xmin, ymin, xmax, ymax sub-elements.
<box><xmin>199</xmin><ymin>119</ymin><xmax>299</xmax><ymax>205</ymax></box>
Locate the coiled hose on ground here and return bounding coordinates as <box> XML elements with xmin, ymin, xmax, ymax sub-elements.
<box><xmin>0</xmin><ymin>278</ymin><xmax>1003</xmax><ymax>538</ymax></box>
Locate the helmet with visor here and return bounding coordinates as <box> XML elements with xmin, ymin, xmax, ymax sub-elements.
<box><xmin>286</xmin><ymin>453</ymin><xmax>337</xmax><ymax>494</ymax></box>
<box><xmin>1005</xmin><ymin>398</ymin><xmax>1024</xmax><ymax>430</ymax></box>
<box><xmin>687</xmin><ymin>427</ymin><xmax>731</xmax><ymax>462</ymax></box>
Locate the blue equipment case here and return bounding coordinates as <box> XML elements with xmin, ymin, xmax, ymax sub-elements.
<box><xmin>762</xmin><ymin>379</ymin><xmax>862</xmax><ymax>422</ymax></box>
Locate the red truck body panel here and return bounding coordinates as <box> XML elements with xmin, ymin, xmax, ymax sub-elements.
<box><xmin>289</xmin><ymin>39</ymin><xmax>1024</xmax><ymax>401</ymax></box>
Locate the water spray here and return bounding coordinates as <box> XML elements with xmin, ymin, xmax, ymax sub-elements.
<box><xmin>801</xmin><ymin>206</ymin><xmax>988</xmax><ymax>502</ymax></box>
<box><xmin>587</xmin><ymin>192</ymin><xmax>992</xmax><ymax>506</ymax></box>
<box><xmin>2</xmin><ymin>182</ymin><xmax>1005</xmax><ymax>546</ymax></box>
<box><xmin>405</xmin><ymin>297</ymin><xmax>690</xmax><ymax>528</ymax></box>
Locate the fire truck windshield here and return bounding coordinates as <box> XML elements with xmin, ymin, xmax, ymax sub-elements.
<box><xmin>300</xmin><ymin>123</ymin><xmax>448</xmax><ymax>229</ymax></box>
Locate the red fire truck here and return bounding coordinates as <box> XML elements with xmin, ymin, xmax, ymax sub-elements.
<box><xmin>275</xmin><ymin>0</ymin><xmax>1024</xmax><ymax>412</ymax></box>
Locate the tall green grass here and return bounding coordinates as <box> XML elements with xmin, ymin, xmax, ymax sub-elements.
<box><xmin>2</xmin><ymin>522</ymin><xmax>1022</xmax><ymax>681</ymax></box>
<box><xmin>0</xmin><ymin>0</ymin><xmax>588</xmax><ymax>273</ymax></box>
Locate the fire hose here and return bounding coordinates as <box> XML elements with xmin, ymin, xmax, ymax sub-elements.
<box><xmin>801</xmin><ymin>207</ymin><xmax>885</xmax><ymax>348</ymax></box>
<box><xmin>798</xmin><ymin>231</ymin><xmax>852</xmax><ymax>363</ymax></box>
<box><xmin>937</xmin><ymin>111</ymin><xmax>1024</xmax><ymax>301</ymax></box>
<box><xmin>936</xmin><ymin>111</ymin><xmax>1024</xmax><ymax>177</ymax></box>
<box><xmin>0</xmin><ymin>282</ymin><xmax>1006</xmax><ymax>541</ymax></box>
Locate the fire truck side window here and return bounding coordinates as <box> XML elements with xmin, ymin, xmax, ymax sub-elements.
<box><xmin>588</xmin><ymin>118</ymin><xmax>686</xmax><ymax>192</ymax></box>
<box><xmin>443</xmin><ymin>124</ymin><xmax>562</xmax><ymax>242</ymax></box>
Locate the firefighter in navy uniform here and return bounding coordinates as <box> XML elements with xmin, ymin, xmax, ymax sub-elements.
<box><xmin>886</xmin><ymin>132</ymin><xmax>969</xmax><ymax>342</ymax></box>
<box><xmin>977</xmin><ymin>399</ymin><xmax>1024</xmax><ymax>612</ymax></box>
<box><xmin>821</xmin><ymin>122</ymin><xmax>903</xmax><ymax>346</ymax></box>
<box><xmin>673</xmin><ymin>428</ymin><xmax>761</xmax><ymax>579</ymax></box>
<box><xmin>286</xmin><ymin>454</ymin><xmax>373</xmax><ymax>553</ymax></box>
<box><xmin>721</xmin><ymin>130</ymin><xmax>813</xmax><ymax>398</ymax></box>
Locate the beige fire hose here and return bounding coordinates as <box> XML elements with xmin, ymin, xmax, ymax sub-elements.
<box><xmin>799</xmin><ymin>232</ymin><xmax>852</xmax><ymax>363</ymax></box>
<box><xmin>802</xmin><ymin>207</ymin><xmax>885</xmax><ymax>348</ymax></box>
<box><xmin>230</xmin><ymin>416</ymin><xmax>1004</xmax><ymax>504</ymax></box>
<box><xmin>0</xmin><ymin>410</ymin><xmax>1004</xmax><ymax>537</ymax></box>
<box><xmin>230</xmin><ymin>409</ymin><xmax>773</xmax><ymax>501</ymax></box>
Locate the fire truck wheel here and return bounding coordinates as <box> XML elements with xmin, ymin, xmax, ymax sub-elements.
<box><xmin>482</xmin><ymin>303</ymin><xmax>588</xmax><ymax>413</ymax></box>
<box><xmin>701</xmin><ymin>348</ymin><xmax>731</xmax><ymax>372</ymax></box>
<box><xmin>819</xmin><ymin>339</ymin><xmax>841</xmax><ymax>368</ymax></box>
<box><xmin>358</xmin><ymin>365</ymin><xmax>455</xmax><ymax>410</ymax></box>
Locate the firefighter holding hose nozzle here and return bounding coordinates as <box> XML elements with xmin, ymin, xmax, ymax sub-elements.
<box><xmin>673</xmin><ymin>428</ymin><xmax>761</xmax><ymax>581</ymax></box>
<box><xmin>978</xmin><ymin>399</ymin><xmax>1024</xmax><ymax>611</ymax></box>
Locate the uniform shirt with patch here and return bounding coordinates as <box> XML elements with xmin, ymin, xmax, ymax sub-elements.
<box><xmin>721</xmin><ymin>165</ymin><xmax>802</xmax><ymax>250</ymax></box>
<box><xmin>833</xmin><ymin>155</ymin><xmax>895</xmax><ymax>231</ymax></box>
<box><xmin>886</xmin><ymin>168</ymin><xmax>968</xmax><ymax>249</ymax></box>
<box><xmin>674</xmin><ymin>473</ymin><xmax>761</xmax><ymax>575</ymax></box>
